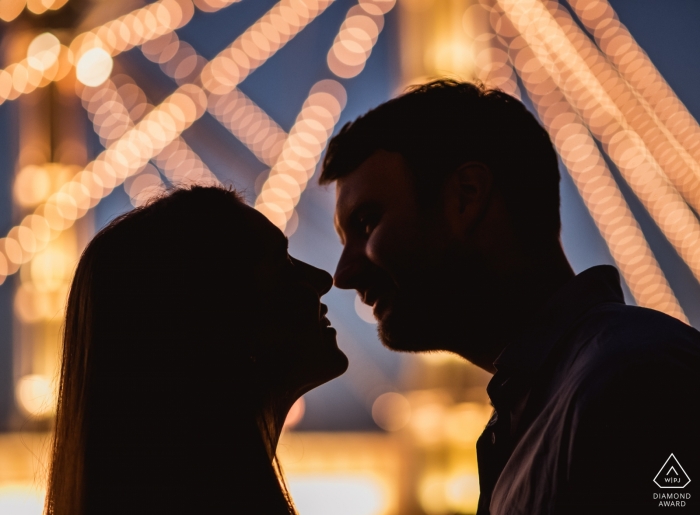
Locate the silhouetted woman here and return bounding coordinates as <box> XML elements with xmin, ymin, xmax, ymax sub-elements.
<box><xmin>45</xmin><ymin>186</ymin><xmax>348</xmax><ymax>515</ymax></box>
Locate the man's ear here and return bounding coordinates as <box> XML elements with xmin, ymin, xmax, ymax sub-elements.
<box><xmin>451</xmin><ymin>161</ymin><xmax>493</xmax><ymax>218</ymax></box>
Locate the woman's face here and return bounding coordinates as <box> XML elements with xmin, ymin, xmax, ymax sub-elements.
<box><xmin>241</xmin><ymin>205</ymin><xmax>348</xmax><ymax>395</ymax></box>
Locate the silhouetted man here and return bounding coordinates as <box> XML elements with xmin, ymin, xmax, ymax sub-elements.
<box><xmin>320</xmin><ymin>79</ymin><xmax>700</xmax><ymax>515</ymax></box>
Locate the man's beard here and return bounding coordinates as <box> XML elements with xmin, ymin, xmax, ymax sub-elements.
<box><xmin>376</xmin><ymin>248</ymin><xmax>502</xmax><ymax>362</ymax></box>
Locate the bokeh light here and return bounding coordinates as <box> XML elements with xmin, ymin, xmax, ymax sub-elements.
<box><xmin>26</xmin><ymin>33</ymin><xmax>60</xmax><ymax>72</ymax></box>
<box><xmin>327</xmin><ymin>4</ymin><xmax>393</xmax><ymax>79</ymax></box>
<box><xmin>496</xmin><ymin>0</ymin><xmax>693</xmax><ymax>319</ymax></box>
<box><xmin>201</xmin><ymin>0</ymin><xmax>335</xmax><ymax>96</ymax></box>
<box><xmin>0</xmin><ymin>0</ymin><xmax>26</xmax><ymax>22</ymax></box>
<box><xmin>0</xmin><ymin>2</ymin><xmax>698</xmax><ymax>513</ymax></box>
<box><xmin>284</xmin><ymin>396</ymin><xmax>306</xmax><ymax>429</ymax></box>
<box><xmin>354</xmin><ymin>294</ymin><xmax>376</xmax><ymax>324</ymax></box>
<box><xmin>289</xmin><ymin>474</ymin><xmax>389</xmax><ymax>515</ymax></box>
<box><xmin>372</xmin><ymin>392</ymin><xmax>411</xmax><ymax>431</ymax></box>
<box><xmin>76</xmin><ymin>48</ymin><xmax>114</xmax><ymax>87</ymax></box>
<box><xmin>0</xmin><ymin>483</ymin><xmax>45</xmax><ymax>515</ymax></box>
<box><xmin>15</xmin><ymin>374</ymin><xmax>55</xmax><ymax>418</ymax></box>
<box><xmin>255</xmin><ymin>79</ymin><xmax>346</xmax><ymax>231</ymax></box>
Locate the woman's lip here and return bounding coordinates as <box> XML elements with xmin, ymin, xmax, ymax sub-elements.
<box><xmin>321</xmin><ymin>316</ymin><xmax>336</xmax><ymax>337</ymax></box>
<box><xmin>322</xmin><ymin>326</ymin><xmax>337</xmax><ymax>341</ymax></box>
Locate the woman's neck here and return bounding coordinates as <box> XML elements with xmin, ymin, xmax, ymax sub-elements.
<box><xmin>257</xmin><ymin>393</ymin><xmax>298</xmax><ymax>461</ymax></box>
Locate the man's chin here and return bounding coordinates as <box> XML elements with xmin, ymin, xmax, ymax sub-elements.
<box><xmin>376</xmin><ymin>313</ymin><xmax>442</xmax><ymax>353</ymax></box>
<box><xmin>376</xmin><ymin>301</ymin><xmax>493</xmax><ymax>355</ymax></box>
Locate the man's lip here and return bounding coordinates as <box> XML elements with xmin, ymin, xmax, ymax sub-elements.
<box><xmin>373</xmin><ymin>297</ymin><xmax>389</xmax><ymax>319</ymax></box>
<box><xmin>362</xmin><ymin>291</ymin><xmax>379</xmax><ymax>308</ymax></box>
<box><xmin>321</xmin><ymin>315</ymin><xmax>331</xmax><ymax>328</ymax></box>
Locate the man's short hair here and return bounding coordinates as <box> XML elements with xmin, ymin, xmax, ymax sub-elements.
<box><xmin>319</xmin><ymin>79</ymin><xmax>562</xmax><ymax>245</ymax></box>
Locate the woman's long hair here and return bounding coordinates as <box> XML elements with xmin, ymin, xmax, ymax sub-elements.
<box><xmin>45</xmin><ymin>186</ymin><xmax>296</xmax><ymax>515</ymax></box>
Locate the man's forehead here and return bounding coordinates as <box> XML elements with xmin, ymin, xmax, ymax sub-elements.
<box><xmin>334</xmin><ymin>150</ymin><xmax>409</xmax><ymax>217</ymax></box>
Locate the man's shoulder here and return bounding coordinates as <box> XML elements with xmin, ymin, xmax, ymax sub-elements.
<box><xmin>571</xmin><ymin>302</ymin><xmax>700</xmax><ymax>368</ymax></box>
<box><xmin>561</xmin><ymin>303</ymin><xmax>700</xmax><ymax>407</ymax></box>
<box><xmin>551</xmin><ymin>304</ymin><xmax>700</xmax><ymax>514</ymax></box>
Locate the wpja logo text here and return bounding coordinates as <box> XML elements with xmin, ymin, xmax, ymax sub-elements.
<box><xmin>653</xmin><ymin>454</ymin><xmax>691</xmax><ymax>508</ymax></box>
<box><xmin>654</xmin><ymin>454</ymin><xmax>691</xmax><ymax>489</ymax></box>
<box><xmin>653</xmin><ymin>493</ymin><xmax>691</xmax><ymax>507</ymax></box>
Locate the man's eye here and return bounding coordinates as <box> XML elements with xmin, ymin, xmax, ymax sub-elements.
<box><xmin>359</xmin><ymin>215</ymin><xmax>378</xmax><ymax>235</ymax></box>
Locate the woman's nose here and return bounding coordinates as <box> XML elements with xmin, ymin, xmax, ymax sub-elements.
<box><xmin>291</xmin><ymin>258</ymin><xmax>333</xmax><ymax>296</ymax></box>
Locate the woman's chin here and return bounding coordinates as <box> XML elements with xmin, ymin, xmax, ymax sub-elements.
<box><xmin>301</xmin><ymin>347</ymin><xmax>349</xmax><ymax>391</ymax></box>
<box><xmin>331</xmin><ymin>348</ymin><xmax>349</xmax><ymax>377</ymax></box>
<box><xmin>319</xmin><ymin>328</ymin><xmax>348</xmax><ymax>374</ymax></box>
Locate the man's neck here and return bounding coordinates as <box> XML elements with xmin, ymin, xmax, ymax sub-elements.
<box><xmin>453</xmin><ymin>249</ymin><xmax>575</xmax><ymax>374</ymax></box>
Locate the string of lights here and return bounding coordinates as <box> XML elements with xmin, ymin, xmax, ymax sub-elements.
<box><xmin>69</xmin><ymin>0</ymin><xmax>195</xmax><ymax>62</ymax></box>
<box><xmin>497</xmin><ymin>0</ymin><xmax>700</xmax><ymax>286</ymax></box>
<box><xmin>200</xmin><ymin>0</ymin><xmax>336</xmax><ymax>96</ymax></box>
<box><xmin>142</xmin><ymin>31</ymin><xmax>288</xmax><ymax>167</ymax></box>
<box><xmin>326</xmin><ymin>1</ymin><xmax>394</xmax><ymax>79</ymax></box>
<box><xmin>254</xmin><ymin>0</ymin><xmax>396</xmax><ymax>233</ymax></box>
<box><xmin>1</xmin><ymin>33</ymin><xmax>72</xmax><ymax>103</ymax></box>
<box><xmin>0</xmin><ymin>0</ymin><xmax>331</xmax><ymax>282</ymax></box>
<box><xmin>79</xmin><ymin>75</ymin><xmax>218</xmax><ymax>207</ymax></box>
<box><xmin>0</xmin><ymin>83</ymin><xmax>208</xmax><ymax>283</ymax></box>
<box><xmin>254</xmin><ymin>79</ymin><xmax>346</xmax><ymax>233</ymax></box>
<box><xmin>473</xmin><ymin>44</ymin><xmax>521</xmax><ymax>100</ymax></box>
<box><xmin>568</xmin><ymin>0</ymin><xmax>700</xmax><ymax>172</ymax></box>
<box><xmin>0</xmin><ymin>0</ymin><xmax>68</xmax><ymax>21</ymax></box>
<box><xmin>104</xmin><ymin>74</ymin><xmax>219</xmax><ymax>195</ymax></box>
<box><xmin>470</xmin><ymin>2</ymin><xmax>521</xmax><ymax>100</ymax></box>
<box><xmin>485</xmin><ymin>3</ymin><xmax>686</xmax><ymax>320</ymax></box>
<box><xmin>539</xmin><ymin>0</ymin><xmax>700</xmax><ymax>216</ymax></box>
<box><xmin>0</xmin><ymin>0</ymin><xmax>196</xmax><ymax>105</ymax></box>
<box><xmin>208</xmin><ymin>89</ymin><xmax>288</xmax><ymax>166</ymax></box>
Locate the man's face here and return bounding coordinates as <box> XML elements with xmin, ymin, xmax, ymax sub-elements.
<box><xmin>333</xmin><ymin>150</ymin><xmax>498</xmax><ymax>355</ymax></box>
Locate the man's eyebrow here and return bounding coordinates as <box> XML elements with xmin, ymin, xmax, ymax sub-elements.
<box><xmin>277</xmin><ymin>235</ymin><xmax>290</xmax><ymax>258</ymax></box>
<box><xmin>333</xmin><ymin>215</ymin><xmax>345</xmax><ymax>245</ymax></box>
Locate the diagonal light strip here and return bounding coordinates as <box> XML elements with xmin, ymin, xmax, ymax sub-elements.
<box><xmin>497</xmin><ymin>0</ymin><xmax>700</xmax><ymax>285</ymax></box>
<box><xmin>142</xmin><ymin>1</ymin><xmax>339</xmax><ymax>167</ymax></box>
<box><xmin>254</xmin><ymin>79</ymin><xmax>346</xmax><ymax>231</ymax></box>
<box><xmin>80</xmin><ymin>80</ymin><xmax>167</xmax><ymax>203</ymax></box>
<box><xmin>539</xmin><ymin>0</ymin><xmax>700</xmax><ymax>217</ymax></box>
<box><xmin>79</xmin><ymin>77</ymin><xmax>219</xmax><ymax>207</ymax></box>
<box><xmin>200</xmin><ymin>0</ymin><xmax>335</xmax><ymax>96</ymax></box>
<box><xmin>141</xmin><ymin>31</ymin><xmax>287</xmax><ymax>167</ymax></box>
<box><xmin>484</xmin><ymin>4</ymin><xmax>686</xmax><ymax>320</ymax></box>
<box><xmin>0</xmin><ymin>0</ymin><xmax>199</xmax><ymax>106</ymax></box>
<box><xmin>254</xmin><ymin>0</ymin><xmax>395</xmax><ymax>232</ymax></box>
<box><xmin>0</xmin><ymin>83</ymin><xmax>208</xmax><ymax>283</ymax></box>
<box><xmin>207</xmin><ymin>88</ymin><xmax>288</xmax><ymax>166</ymax></box>
<box><xmin>568</xmin><ymin>0</ymin><xmax>700</xmax><ymax>173</ymax></box>
<box><xmin>102</xmin><ymin>75</ymin><xmax>220</xmax><ymax>189</ymax></box>
<box><xmin>0</xmin><ymin>0</ymin><xmax>335</xmax><ymax>283</ymax></box>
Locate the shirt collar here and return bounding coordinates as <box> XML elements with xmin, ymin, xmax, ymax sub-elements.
<box><xmin>492</xmin><ymin>264</ymin><xmax>625</xmax><ymax>377</ymax></box>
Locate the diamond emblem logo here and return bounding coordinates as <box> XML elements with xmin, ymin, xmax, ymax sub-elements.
<box><xmin>654</xmin><ymin>454</ymin><xmax>691</xmax><ymax>489</ymax></box>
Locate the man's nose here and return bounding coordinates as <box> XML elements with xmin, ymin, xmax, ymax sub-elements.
<box><xmin>333</xmin><ymin>245</ymin><xmax>362</xmax><ymax>290</ymax></box>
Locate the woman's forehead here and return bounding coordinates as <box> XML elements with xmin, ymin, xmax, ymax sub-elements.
<box><xmin>238</xmin><ymin>204</ymin><xmax>288</xmax><ymax>257</ymax></box>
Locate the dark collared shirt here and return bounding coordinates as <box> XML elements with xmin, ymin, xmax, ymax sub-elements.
<box><xmin>476</xmin><ymin>265</ymin><xmax>700</xmax><ymax>515</ymax></box>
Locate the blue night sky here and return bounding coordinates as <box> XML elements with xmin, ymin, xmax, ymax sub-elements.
<box><xmin>0</xmin><ymin>0</ymin><xmax>699</xmax><ymax>429</ymax></box>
